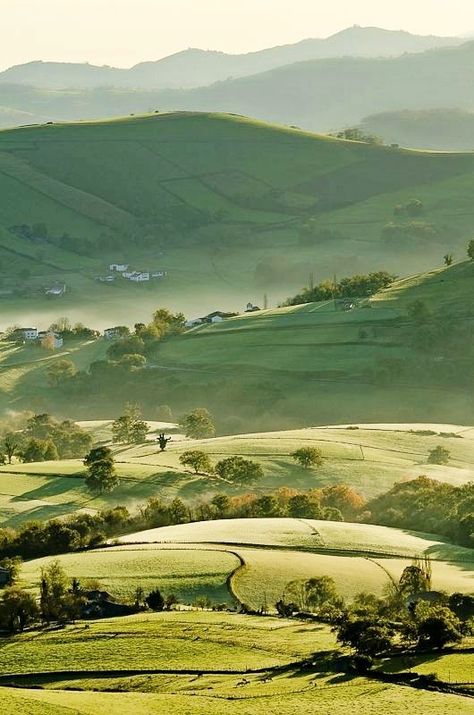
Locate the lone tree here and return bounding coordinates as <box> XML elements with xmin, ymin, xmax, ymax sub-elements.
<box><xmin>157</xmin><ymin>433</ymin><xmax>172</xmax><ymax>452</ymax></box>
<box><xmin>179</xmin><ymin>450</ymin><xmax>213</xmax><ymax>474</ymax></box>
<box><xmin>179</xmin><ymin>408</ymin><xmax>215</xmax><ymax>439</ymax></box>
<box><xmin>83</xmin><ymin>446</ymin><xmax>119</xmax><ymax>494</ymax></box>
<box><xmin>427</xmin><ymin>445</ymin><xmax>450</xmax><ymax>465</ymax></box>
<box><xmin>443</xmin><ymin>253</ymin><xmax>454</xmax><ymax>267</ymax></box>
<box><xmin>468</xmin><ymin>240</ymin><xmax>474</xmax><ymax>260</ymax></box>
<box><xmin>291</xmin><ymin>447</ymin><xmax>324</xmax><ymax>469</ymax></box>
<box><xmin>112</xmin><ymin>404</ymin><xmax>149</xmax><ymax>445</ymax></box>
<box><xmin>215</xmin><ymin>456</ymin><xmax>263</xmax><ymax>485</ymax></box>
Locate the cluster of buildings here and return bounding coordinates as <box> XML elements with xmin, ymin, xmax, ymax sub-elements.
<box><xmin>12</xmin><ymin>327</ymin><xmax>64</xmax><ymax>349</ymax></box>
<box><xmin>185</xmin><ymin>303</ymin><xmax>261</xmax><ymax>328</ymax></box>
<box><xmin>98</xmin><ymin>264</ymin><xmax>167</xmax><ymax>283</ymax></box>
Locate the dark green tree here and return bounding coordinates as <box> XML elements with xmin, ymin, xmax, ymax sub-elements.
<box><xmin>84</xmin><ymin>446</ymin><xmax>118</xmax><ymax>494</ymax></box>
<box><xmin>145</xmin><ymin>588</ymin><xmax>165</xmax><ymax>611</ymax></box>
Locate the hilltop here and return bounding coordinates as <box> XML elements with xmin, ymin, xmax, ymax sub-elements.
<box><xmin>2</xmin><ymin>112</ymin><xmax>474</xmax><ymax>327</ymax></box>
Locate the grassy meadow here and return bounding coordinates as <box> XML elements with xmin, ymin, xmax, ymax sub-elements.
<box><xmin>1</xmin><ymin>422</ymin><xmax>473</xmax><ymax>526</ymax></box>
<box><xmin>2</xmin><ymin>112</ymin><xmax>474</xmax><ymax>328</ymax></box>
<box><xmin>18</xmin><ymin>515</ymin><xmax>474</xmax><ymax>607</ymax></box>
<box><xmin>0</xmin><ymin>612</ymin><xmax>470</xmax><ymax>714</ymax></box>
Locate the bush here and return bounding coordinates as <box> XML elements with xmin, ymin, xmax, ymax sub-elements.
<box><xmin>427</xmin><ymin>446</ymin><xmax>450</xmax><ymax>465</ymax></box>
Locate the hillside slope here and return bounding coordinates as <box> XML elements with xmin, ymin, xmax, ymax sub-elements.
<box><xmin>2</xmin><ymin>112</ymin><xmax>474</xmax><ymax>327</ymax></box>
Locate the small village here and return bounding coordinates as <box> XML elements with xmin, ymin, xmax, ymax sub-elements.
<box><xmin>97</xmin><ymin>263</ymin><xmax>168</xmax><ymax>283</ymax></box>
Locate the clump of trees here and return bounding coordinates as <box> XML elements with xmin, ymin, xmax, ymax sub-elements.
<box><xmin>393</xmin><ymin>198</ymin><xmax>424</xmax><ymax>217</ymax></box>
<box><xmin>427</xmin><ymin>446</ymin><xmax>451</xmax><ymax>465</ymax></box>
<box><xmin>179</xmin><ymin>450</ymin><xmax>213</xmax><ymax>474</ymax></box>
<box><xmin>112</xmin><ymin>404</ymin><xmax>149</xmax><ymax>444</ymax></box>
<box><xmin>366</xmin><ymin>476</ymin><xmax>473</xmax><ymax>547</ymax></box>
<box><xmin>332</xmin><ymin>128</ymin><xmax>382</xmax><ymax>145</ymax></box>
<box><xmin>214</xmin><ymin>456</ymin><xmax>264</xmax><ymax>485</ymax></box>
<box><xmin>0</xmin><ymin>413</ymin><xmax>92</xmax><ymax>464</ymax></box>
<box><xmin>277</xmin><ymin>559</ymin><xmax>471</xmax><ymax>662</ymax></box>
<box><xmin>284</xmin><ymin>271</ymin><xmax>395</xmax><ymax>306</ymax></box>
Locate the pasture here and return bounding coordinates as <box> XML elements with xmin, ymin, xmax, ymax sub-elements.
<box><xmin>0</xmin><ymin>612</ymin><xmax>470</xmax><ymax>714</ymax></box>
<box><xmin>0</xmin><ymin>422</ymin><xmax>473</xmax><ymax>527</ymax></box>
<box><xmin>2</xmin><ymin>112</ymin><xmax>474</xmax><ymax>329</ymax></box>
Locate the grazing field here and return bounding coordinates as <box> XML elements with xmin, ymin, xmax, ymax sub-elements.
<box><xmin>1</xmin><ymin>421</ymin><xmax>473</xmax><ymax>527</ymax></box>
<box><xmin>382</xmin><ymin>652</ymin><xmax>474</xmax><ymax>684</ymax></box>
<box><xmin>0</xmin><ymin>612</ymin><xmax>470</xmax><ymax>714</ymax></box>
<box><xmin>2</xmin><ymin>112</ymin><xmax>474</xmax><ymax>329</ymax></box>
<box><xmin>0</xmin><ymin>612</ymin><xmax>334</xmax><ymax>674</ymax></box>
<box><xmin>1</xmin><ymin>679</ymin><xmax>470</xmax><ymax>715</ymax></box>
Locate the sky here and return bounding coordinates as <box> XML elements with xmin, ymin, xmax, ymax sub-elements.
<box><xmin>1</xmin><ymin>0</ymin><xmax>473</xmax><ymax>71</ymax></box>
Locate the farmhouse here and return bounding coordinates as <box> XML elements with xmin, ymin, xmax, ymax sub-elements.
<box><xmin>38</xmin><ymin>331</ymin><xmax>64</xmax><ymax>349</ymax></box>
<box><xmin>16</xmin><ymin>327</ymin><xmax>38</xmax><ymax>341</ymax></box>
<box><xmin>109</xmin><ymin>263</ymin><xmax>129</xmax><ymax>272</ymax></box>
<box><xmin>128</xmin><ymin>271</ymin><xmax>150</xmax><ymax>282</ymax></box>
<box><xmin>245</xmin><ymin>302</ymin><xmax>261</xmax><ymax>313</ymax></box>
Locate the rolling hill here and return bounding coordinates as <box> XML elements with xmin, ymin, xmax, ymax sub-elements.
<box><xmin>2</xmin><ymin>112</ymin><xmax>474</xmax><ymax>329</ymax></box>
<box><xmin>1</xmin><ymin>611</ymin><xmax>470</xmax><ymax>713</ymax></box>
<box><xmin>1</xmin><ymin>421</ymin><xmax>474</xmax><ymax>526</ymax></box>
<box><xmin>18</xmin><ymin>516</ymin><xmax>474</xmax><ymax>606</ymax></box>
<box><xmin>0</xmin><ymin>27</ymin><xmax>463</xmax><ymax>93</ymax></box>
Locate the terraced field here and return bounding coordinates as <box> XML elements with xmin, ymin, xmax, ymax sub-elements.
<box><xmin>1</xmin><ymin>422</ymin><xmax>473</xmax><ymax>527</ymax></box>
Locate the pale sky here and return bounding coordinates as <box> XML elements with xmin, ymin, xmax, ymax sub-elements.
<box><xmin>1</xmin><ymin>0</ymin><xmax>473</xmax><ymax>71</ymax></box>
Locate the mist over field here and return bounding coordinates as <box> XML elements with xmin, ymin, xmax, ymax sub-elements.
<box><xmin>0</xmin><ymin>5</ymin><xmax>473</xmax><ymax>713</ymax></box>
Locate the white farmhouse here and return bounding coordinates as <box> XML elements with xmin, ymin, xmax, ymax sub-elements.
<box><xmin>38</xmin><ymin>331</ymin><xmax>64</xmax><ymax>349</ymax></box>
<box><xmin>109</xmin><ymin>263</ymin><xmax>129</xmax><ymax>272</ymax></box>
<box><xmin>19</xmin><ymin>328</ymin><xmax>38</xmax><ymax>340</ymax></box>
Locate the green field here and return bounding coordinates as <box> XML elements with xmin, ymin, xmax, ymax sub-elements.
<box><xmin>1</xmin><ymin>422</ymin><xmax>473</xmax><ymax>526</ymax></box>
<box><xmin>18</xmin><ymin>516</ymin><xmax>474</xmax><ymax>608</ymax></box>
<box><xmin>0</xmin><ymin>612</ymin><xmax>470</xmax><ymax>714</ymax></box>
<box><xmin>2</xmin><ymin>112</ymin><xmax>474</xmax><ymax>329</ymax></box>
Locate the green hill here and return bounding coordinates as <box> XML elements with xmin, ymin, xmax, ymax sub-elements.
<box><xmin>1</xmin><ymin>611</ymin><xmax>470</xmax><ymax>713</ymax></box>
<box><xmin>2</xmin><ymin>112</ymin><xmax>474</xmax><ymax>328</ymax></box>
<box><xmin>1</xmin><ymin>422</ymin><xmax>473</xmax><ymax>527</ymax></box>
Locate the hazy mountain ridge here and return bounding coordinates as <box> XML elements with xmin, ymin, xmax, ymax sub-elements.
<box><xmin>0</xmin><ymin>40</ymin><xmax>473</xmax><ymax>133</ymax></box>
<box><xmin>359</xmin><ymin>108</ymin><xmax>474</xmax><ymax>151</ymax></box>
<box><xmin>0</xmin><ymin>26</ymin><xmax>463</xmax><ymax>91</ymax></box>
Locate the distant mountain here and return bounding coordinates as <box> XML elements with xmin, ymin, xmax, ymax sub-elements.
<box><xmin>0</xmin><ymin>26</ymin><xmax>463</xmax><ymax>91</ymax></box>
<box><xmin>359</xmin><ymin>108</ymin><xmax>474</xmax><ymax>151</ymax></box>
<box><xmin>2</xmin><ymin>41</ymin><xmax>474</xmax><ymax>132</ymax></box>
